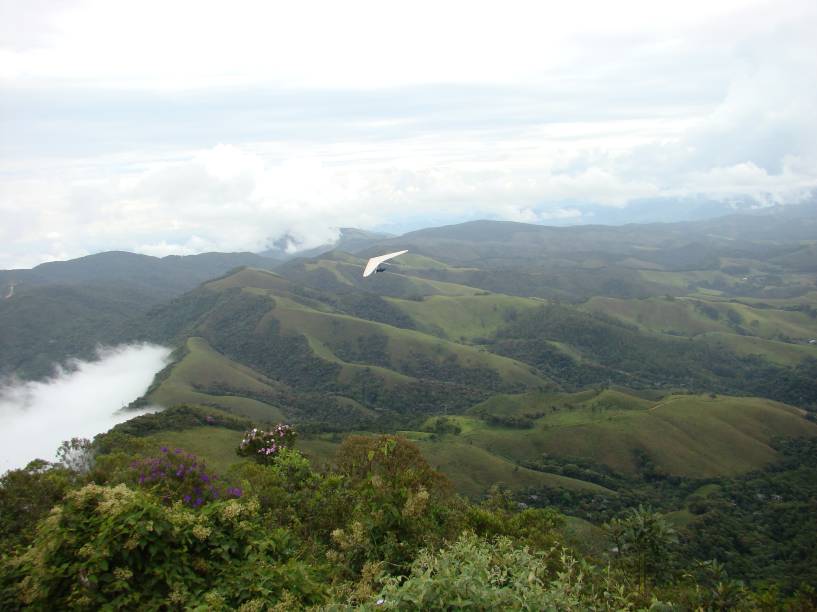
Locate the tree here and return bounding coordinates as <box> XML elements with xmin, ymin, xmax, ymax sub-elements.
<box><xmin>56</xmin><ymin>437</ymin><xmax>95</xmax><ymax>474</ymax></box>
<box><xmin>605</xmin><ymin>505</ymin><xmax>678</xmax><ymax>593</ymax></box>
<box><xmin>0</xmin><ymin>460</ymin><xmax>75</xmax><ymax>553</ymax></box>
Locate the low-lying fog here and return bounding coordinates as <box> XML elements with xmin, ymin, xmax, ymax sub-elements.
<box><xmin>0</xmin><ymin>343</ymin><xmax>171</xmax><ymax>474</ymax></box>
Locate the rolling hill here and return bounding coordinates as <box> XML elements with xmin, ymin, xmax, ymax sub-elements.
<box><xmin>0</xmin><ymin>251</ymin><xmax>279</xmax><ymax>379</ymax></box>
<box><xmin>137</xmin><ymin>266</ymin><xmax>552</xmax><ymax>430</ymax></box>
<box><xmin>123</xmin><ymin>245</ymin><xmax>817</xmax><ymax>496</ymax></box>
<box><xmin>466</xmin><ymin>389</ymin><xmax>817</xmax><ymax>478</ymax></box>
<box><xmin>3</xmin><ymin>208</ymin><xmax>816</xmax><ymax>500</ymax></box>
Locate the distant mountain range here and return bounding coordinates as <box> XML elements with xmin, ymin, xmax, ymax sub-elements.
<box><xmin>2</xmin><ymin>202</ymin><xmax>816</xmax><ymax>380</ymax></box>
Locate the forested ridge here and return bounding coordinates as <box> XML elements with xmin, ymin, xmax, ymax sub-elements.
<box><xmin>3</xmin><ymin>212</ymin><xmax>817</xmax><ymax>608</ymax></box>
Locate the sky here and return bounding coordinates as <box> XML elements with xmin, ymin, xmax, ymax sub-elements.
<box><xmin>1</xmin><ymin>0</ymin><xmax>816</xmax><ymax>268</ymax></box>
<box><xmin>0</xmin><ymin>343</ymin><xmax>170</xmax><ymax>473</ymax></box>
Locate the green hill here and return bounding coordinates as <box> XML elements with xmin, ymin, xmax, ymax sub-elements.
<box><xmin>465</xmin><ymin>390</ymin><xmax>817</xmax><ymax>478</ymax></box>
<box><xmin>137</xmin><ymin>267</ymin><xmax>550</xmax><ymax>428</ymax></box>
<box><xmin>385</xmin><ymin>293</ymin><xmax>543</xmax><ymax>341</ymax></box>
<box><xmin>146</xmin><ymin>337</ymin><xmax>288</xmax><ymax>423</ymax></box>
<box><xmin>0</xmin><ymin>251</ymin><xmax>278</xmax><ymax>379</ymax></box>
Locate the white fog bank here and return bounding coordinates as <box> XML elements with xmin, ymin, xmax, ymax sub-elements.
<box><xmin>0</xmin><ymin>344</ymin><xmax>172</xmax><ymax>474</ymax></box>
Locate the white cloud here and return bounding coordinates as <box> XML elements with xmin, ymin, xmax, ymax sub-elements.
<box><xmin>1</xmin><ymin>0</ymin><xmax>778</xmax><ymax>90</ymax></box>
<box><xmin>681</xmin><ymin>158</ymin><xmax>817</xmax><ymax>205</ymax></box>
<box><xmin>0</xmin><ymin>343</ymin><xmax>170</xmax><ymax>474</ymax></box>
<box><xmin>1</xmin><ymin>0</ymin><xmax>816</xmax><ymax>267</ymax></box>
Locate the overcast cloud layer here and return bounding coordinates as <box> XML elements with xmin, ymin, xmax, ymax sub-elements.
<box><xmin>1</xmin><ymin>0</ymin><xmax>816</xmax><ymax>268</ymax></box>
<box><xmin>0</xmin><ymin>344</ymin><xmax>170</xmax><ymax>473</ymax></box>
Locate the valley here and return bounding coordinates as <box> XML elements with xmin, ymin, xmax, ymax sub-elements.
<box><xmin>3</xmin><ymin>206</ymin><xmax>817</xmax><ymax>599</ymax></box>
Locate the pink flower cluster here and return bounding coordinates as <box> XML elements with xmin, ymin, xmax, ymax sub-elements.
<box><xmin>237</xmin><ymin>424</ymin><xmax>296</xmax><ymax>464</ymax></box>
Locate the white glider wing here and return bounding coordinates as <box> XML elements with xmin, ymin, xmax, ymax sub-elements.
<box><xmin>362</xmin><ymin>250</ymin><xmax>408</xmax><ymax>277</ymax></box>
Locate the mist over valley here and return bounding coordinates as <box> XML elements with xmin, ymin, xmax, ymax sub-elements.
<box><xmin>0</xmin><ymin>344</ymin><xmax>170</xmax><ymax>473</ymax></box>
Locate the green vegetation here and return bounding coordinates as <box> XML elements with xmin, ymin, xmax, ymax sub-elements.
<box><xmin>384</xmin><ymin>293</ymin><xmax>541</xmax><ymax>341</ymax></box>
<box><xmin>3</xmin><ymin>210</ymin><xmax>817</xmax><ymax>607</ymax></box>
<box><xmin>0</xmin><ymin>252</ymin><xmax>276</xmax><ymax>379</ymax></box>
<box><xmin>465</xmin><ymin>390</ymin><xmax>817</xmax><ymax>477</ymax></box>
<box><xmin>6</xmin><ymin>428</ymin><xmax>817</xmax><ymax>609</ymax></box>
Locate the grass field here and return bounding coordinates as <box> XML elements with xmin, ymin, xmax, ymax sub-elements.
<box><xmin>205</xmin><ymin>268</ymin><xmax>294</xmax><ymax>293</ymax></box>
<box><xmin>271</xmin><ymin>303</ymin><xmax>547</xmax><ymax>388</ymax></box>
<box><xmin>144</xmin><ymin>426</ymin><xmax>246</xmax><ymax>474</ymax></box>
<box><xmin>137</xmin><ymin>265</ymin><xmax>817</xmax><ymax>500</ymax></box>
<box><xmin>462</xmin><ymin>391</ymin><xmax>817</xmax><ymax>478</ymax></box>
<box><xmin>139</xmin><ymin>427</ymin><xmax>610</xmax><ymax>498</ymax></box>
<box><xmin>470</xmin><ymin>388</ymin><xmax>648</xmax><ymax>421</ymax></box>
<box><xmin>580</xmin><ymin>295</ymin><xmax>817</xmax><ymax>365</ymax></box>
<box><xmin>386</xmin><ymin>293</ymin><xmax>542</xmax><ymax>341</ymax></box>
<box><xmin>580</xmin><ymin>296</ymin><xmax>728</xmax><ymax>336</ymax></box>
<box><xmin>137</xmin><ymin>388</ymin><xmax>817</xmax><ymax>498</ymax></box>
<box><xmin>698</xmin><ymin>332</ymin><xmax>817</xmax><ymax>366</ymax></box>
<box><xmin>147</xmin><ymin>337</ymin><xmax>286</xmax><ymax>422</ymax></box>
<box><xmin>305</xmin><ymin>258</ymin><xmax>484</xmax><ymax>297</ymax></box>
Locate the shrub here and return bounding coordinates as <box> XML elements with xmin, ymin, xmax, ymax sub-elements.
<box><xmin>228</xmin><ymin>448</ymin><xmax>352</xmax><ymax>543</ymax></box>
<box><xmin>130</xmin><ymin>448</ymin><xmax>242</xmax><ymax>507</ymax></box>
<box><xmin>56</xmin><ymin>437</ymin><xmax>95</xmax><ymax>474</ymax></box>
<box><xmin>0</xmin><ymin>460</ymin><xmax>75</xmax><ymax>553</ymax></box>
<box><xmin>369</xmin><ymin>533</ymin><xmax>647</xmax><ymax>610</ymax></box>
<box><xmin>465</xmin><ymin>486</ymin><xmax>564</xmax><ymax>552</ymax></box>
<box><xmin>605</xmin><ymin>505</ymin><xmax>678</xmax><ymax>593</ymax></box>
<box><xmin>237</xmin><ymin>424</ymin><xmax>297</xmax><ymax>464</ymax></box>
<box><xmin>1</xmin><ymin>483</ymin><xmax>324</xmax><ymax>609</ymax></box>
<box><xmin>330</xmin><ymin>436</ymin><xmax>460</xmax><ymax>576</ymax></box>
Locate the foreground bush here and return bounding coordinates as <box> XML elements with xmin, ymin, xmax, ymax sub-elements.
<box><xmin>1</xmin><ymin>483</ymin><xmax>323</xmax><ymax>609</ymax></box>
<box><xmin>0</xmin><ymin>460</ymin><xmax>75</xmax><ymax>554</ymax></box>
<box><xmin>131</xmin><ymin>447</ymin><xmax>242</xmax><ymax>507</ymax></box>
<box><xmin>330</xmin><ymin>436</ymin><xmax>461</xmax><ymax>577</ymax></box>
<box><xmin>369</xmin><ymin>532</ymin><xmax>650</xmax><ymax>610</ymax></box>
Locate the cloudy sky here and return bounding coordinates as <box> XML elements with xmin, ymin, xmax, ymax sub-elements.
<box><xmin>1</xmin><ymin>0</ymin><xmax>816</xmax><ymax>268</ymax></box>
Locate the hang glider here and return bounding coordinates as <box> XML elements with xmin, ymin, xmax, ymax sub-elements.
<box><xmin>363</xmin><ymin>250</ymin><xmax>408</xmax><ymax>277</ymax></box>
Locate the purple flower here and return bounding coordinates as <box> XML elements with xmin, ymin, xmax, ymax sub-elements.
<box><xmin>194</xmin><ymin>497</ymin><xmax>203</xmax><ymax>507</ymax></box>
<box><xmin>161</xmin><ymin>446</ymin><xmax>168</xmax><ymax>453</ymax></box>
<box><xmin>183</xmin><ymin>495</ymin><xmax>191</xmax><ymax>503</ymax></box>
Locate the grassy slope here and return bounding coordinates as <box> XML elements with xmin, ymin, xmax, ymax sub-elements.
<box><xmin>414</xmin><ymin>439</ymin><xmax>612</xmax><ymax>497</ymax></box>
<box><xmin>204</xmin><ymin>268</ymin><xmax>295</xmax><ymax>293</ymax></box>
<box><xmin>581</xmin><ymin>296</ymin><xmax>727</xmax><ymax>336</ymax></box>
<box><xmin>137</xmin><ymin>263</ymin><xmax>817</xmax><ymax>496</ymax></box>
<box><xmin>203</xmin><ymin>265</ymin><xmax>547</xmax><ymax>391</ymax></box>
<box><xmin>465</xmin><ymin>391</ymin><xmax>817</xmax><ymax>478</ymax></box>
<box><xmin>270</xmin><ymin>304</ymin><xmax>547</xmax><ymax>388</ymax></box>
<box><xmin>297</xmin><ymin>258</ymin><xmax>484</xmax><ymax>297</ymax></box>
<box><xmin>296</xmin><ymin>435</ymin><xmax>610</xmax><ymax>498</ymax></box>
<box><xmin>698</xmin><ymin>332</ymin><xmax>817</xmax><ymax>366</ymax></box>
<box><xmin>385</xmin><ymin>293</ymin><xmax>543</xmax><ymax>341</ymax></box>
<box><xmin>145</xmin><ymin>426</ymin><xmax>245</xmax><ymax>474</ymax></box>
<box><xmin>136</xmin><ymin>393</ymin><xmax>817</xmax><ymax>497</ymax></box>
<box><xmin>148</xmin><ymin>337</ymin><xmax>286</xmax><ymax>422</ymax></box>
<box><xmin>141</xmin><ymin>428</ymin><xmax>609</xmax><ymax>498</ymax></box>
<box><xmin>581</xmin><ymin>295</ymin><xmax>817</xmax><ymax>364</ymax></box>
